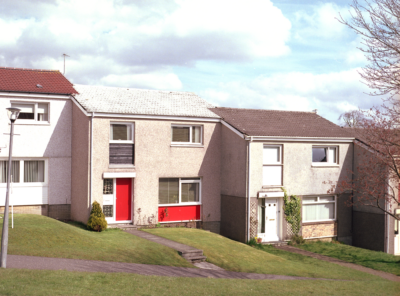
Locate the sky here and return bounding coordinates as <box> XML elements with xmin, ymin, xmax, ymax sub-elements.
<box><xmin>0</xmin><ymin>0</ymin><xmax>383</xmax><ymax>123</ymax></box>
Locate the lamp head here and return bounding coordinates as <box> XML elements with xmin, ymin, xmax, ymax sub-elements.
<box><xmin>6</xmin><ymin>107</ymin><xmax>21</xmax><ymax>122</ymax></box>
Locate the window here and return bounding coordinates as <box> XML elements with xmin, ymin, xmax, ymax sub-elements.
<box><xmin>263</xmin><ymin>145</ymin><xmax>283</xmax><ymax>186</ymax></box>
<box><xmin>11</xmin><ymin>102</ymin><xmax>49</xmax><ymax>122</ymax></box>
<box><xmin>0</xmin><ymin>160</ymin><xmax>45</xmax><ymax>183</ymax></box>
<box><xmin>312</xmin><ymin>146</ymin><xmax>337</xmax><ymax>164</ymax></box>
<box><xmin>302</xmin><ymin>196</ymin><xmax>336</xmax><ymax>222</ymax></box>
<box><xmin>110</xmin><ymin>123</ymin><xmax>133</xmax><ymax>143</ymax></box>
<box><xmin>0</xmin><ymin>161</ymin><xmax>20</xmax><ymax>183</ymax></box>
<box><xmin>159</xmin><ymin>178</ymin><xmax>201</xmax><ymax>205</ymax></box>
<box><xmin>171</xmin><ymin>125</ymin><xmax>202</xmax><ymax>145</ymax></box>
<box><xmin>103</xmin><ymin>179</ymin><xmax>113</xmax><ymax>194</ymax></box>
<box><xmin>109</xmin><ymin>123</ymin><xmax>134</xmax><ymax>165</ymax></box>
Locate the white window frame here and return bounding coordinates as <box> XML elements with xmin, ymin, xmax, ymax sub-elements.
<box><xmin>171</xmin><ymin>124</ymin><xmax>203</xmax><ymax>146</ymax></box>
<box><xmin>0</xmin><ymin>158</ymin><xmax>48</xmax><ymax>187</ymax></box>
<box><xmin>109</xmin><ymin>122</ymin><xmax>134</xmax><ymax>144</ymax></box>
<box><xmin>262</xmin><ymin>145</ymin><xmax>283</xmax><ymax>187</ymax></box>
<box><xmin>302</xmin><ymin>195</ymin><xmax>337</xmax><ymax>223</ymax></box>
<box><xmin>158</xmin><ymin>177</ymin><xmax>202</xmax><ymax>207</ymax></box>
<box><xmin>11</xmin><ymin>101</ymin><xmax>50</xmax><ymax>125</ymax></box>
<box><xmin>312</xmin><ymin>146</ymin><xmax>339</xmax><ymax>166</ymax></box>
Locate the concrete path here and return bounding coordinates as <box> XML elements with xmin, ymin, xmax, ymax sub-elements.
<box><xmin>6</xmin><ymin>255</ymin><xmax>334</xmax><ymax>281</ymax></box>
<box><xmin>275</xmin><ymin>245</ymin><xmax>400</xmax><ymax>282</ymax></box>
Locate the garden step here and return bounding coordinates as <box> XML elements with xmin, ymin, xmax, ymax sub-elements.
<box><xmin>181</xmin><ymin>254</ymin><xmax>207</xmax><ymax>263</ymax></box>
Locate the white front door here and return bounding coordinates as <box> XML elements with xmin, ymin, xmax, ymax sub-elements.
<box><xmin>258</xmin><ymin>198</ymin><xmax>279</xmax><ymax>242</ymax></box>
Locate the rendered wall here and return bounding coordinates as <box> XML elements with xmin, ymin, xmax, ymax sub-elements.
<box><xmin>70</xmin><ymin>103</ymin><xmax>90</xmax><ymax>223</ymax></box>
<box><xmin>91</xmin><ymin>117</ymin><xmax>221</xmax><ymax>226</ymax></box>
<box><xmin>0</xmin><ymin>95</ymin><xmax>72</xmax><ymax>208</ymax></box>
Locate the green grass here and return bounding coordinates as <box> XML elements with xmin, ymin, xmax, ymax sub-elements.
<box><xmin>297</xmin><ymin>241</ymin><xmax>400</xmax><ymax>276</ymax></box>
<box><xmin>0</xmin><ymin>269</ymin><xmax>399</xmax><ymax>296</ymax></box>
<box><xmin>0</xmin><ymin>214</ymin><xmax>192</xmax><ymax>267</ymax></box>
<box><xmin>144</xmin><ymin>228</ymin><xmax>383</xmax><ymax>280</ymax></box>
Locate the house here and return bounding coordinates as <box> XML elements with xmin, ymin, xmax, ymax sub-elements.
<box><xmin>70</xmin><ymin>84</ymin><xmax>222</xmax><ymax>233</ymax></box>
<box><xmin>0</xmin><ymin>67</ymin><xmax>77</xmax><ymax>219</ymax></box>
<box><xmin>211</xmin><ymin>107</ymin><xmax>355</xmax><ymax>245</ymax></box>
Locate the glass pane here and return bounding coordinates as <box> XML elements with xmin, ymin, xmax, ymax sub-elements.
<box><xmin>12</xmin><ymin>103</ymin><xmax>34</xmax><ymax>120</ymax></box>
<box><xmin>24</xmin><ymin>161</ymin><xmax>45</xmax><ymax>182</ymax></box>
<box><xmin>192</xmin><ymin>126</ymin><xmax>201</xmax><ymax>143</ymax></box>
<box><xmin>103</xmin><ymin>205</ymin><xmax>113</xmax><ymax>217</ymax></box>
<box><xmin>319</xmin><ymin>203</ymin><xmax>335</xmax><ymax>220</ymax></box>
<box><xmin>262</xmin><ymin>166</ymin><xmax>282</xmax><ymax>186</ymax></box>
<box><xmin>303</xmin><ymin>204</ymin><xmax>318</xmax><ymax>222</ymax></box>
<box><xmin>258</xmin><ymin>199</ymin><xmax>265</xmax><ymax>233</ymax></box>
<box><xmin>312</xmin><ymin>147</ymin><xmax>327</xmax><ymax>162</ymax></box>
<box><xmin>328</xmin><ymin>147</ymin><xmax>336</xmax><ymax>163</ymax></box>
<box><xmin>37</xmin><ymin>103</ymin><xmax>48</xmax><ymax>121</ymax></box>
<box><xmin>181</xmin><ymin>183</ymin><xmax>199</xmax><ymax>202</ymax></box>
<box><xmin>172</xmin><ymin>127</ymin><xmax>190</xmax><ymax>142</ymax></box>
<box><xmin>263</xmin><ymin>147</ymin><xmax>280</xmax><ymax>164</ymax></box>
<box><xmin>0</xmin><ymin>161</ymin><xmax>20</xmax><ymax>183</ymax></box>
<box><xmin>112</xmin><ymin>124</ymin><xmax>131</xmax><ymax>141</ymax></box>
<box><xmin>103</xmin><ymin>179</ymin><xmax>113</xmax><ymax>194</ymax></box>
<box><xmin>159</xmin><ymin>178</ymin><xmax>179</xmax><ymax>204</ymax></box>
<box><xmin>302</xmin><ymin>197</ymin><xmax>318</xmax><ymax>203</ymax></box>
<box><xmin>319</xmin><ymin>196</ymin><xmax>334</xmax><ymax>202</ymax></box>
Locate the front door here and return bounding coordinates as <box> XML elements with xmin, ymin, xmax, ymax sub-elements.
<box><xmin>258</xmin><ymin>198</ymin><xmax>279</xmax><ymax>242</ymax></box>
<box><xmin>116</xmin><ymin>178</ymin><xmax>132</xmax><ymax>221</ymax></box>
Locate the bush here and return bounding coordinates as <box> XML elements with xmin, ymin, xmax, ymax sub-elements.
<box><xmin>288</xmin><ymin>234</ymin><xmax>305</xmax><ymax>246</ymax></box>
<box><xmin>87</xmin><ymin>201</ymin><xmax>107</xmax><ymax>232</ymax></box>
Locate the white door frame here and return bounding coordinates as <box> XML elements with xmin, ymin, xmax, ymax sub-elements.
<box><xmin>258</xmin><ymin>197</ymin><xmax>281</xmax><ymax>242</ymax></box>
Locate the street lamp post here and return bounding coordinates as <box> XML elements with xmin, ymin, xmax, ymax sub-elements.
<box><xmin>1</xmin><ymin>107</ymin><xmax>20</xmax><ymax>268</ymax></box>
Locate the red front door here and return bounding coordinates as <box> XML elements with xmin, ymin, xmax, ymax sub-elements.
<box><xmin>116</xmin><ymin>178</ymin><xmax>132</xmax><ymax>221</ymax></box>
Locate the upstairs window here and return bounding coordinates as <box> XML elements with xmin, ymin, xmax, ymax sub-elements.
<box><xmin>171</xmin><ymin>125</ymin><xmax>202</xmax><ymax>145</ymax></box>
<box><xmin>263</xmin><ymin>145</ymin><xmax>283</xmax><ymax>186</ymax></box>
<box><xmin>11</xmin><ymin>102</ymin><xmax>49</xmax><ymax>122</ymax></box>
<box><xmin>109</xmin><ymin>123</ymin><xmax>134</xmax><ymax>165</ymax></box>
<box><xmin>312</xmin><ymin>146</ymin><xmax>338</xmax><ymax>164</ymax></box>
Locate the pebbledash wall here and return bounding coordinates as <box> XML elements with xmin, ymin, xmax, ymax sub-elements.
<box><xmin>220</xmin><ymin>125</ymin><xmax>354</xmax><ymax>243</ymax></box>
<box><xmin>249</xmin><ymin>141</ymin><xmax>353</xmax><ymax>243</ymax></box>
<box><xmin>0</xmin><ymin>94</ymin><xmax>72</xmax><ymax>220</ymax></box>
<box><xmin>72</xmin><ymin>115</ymin><xmax>222</xmax><ymax>233</ymax></box>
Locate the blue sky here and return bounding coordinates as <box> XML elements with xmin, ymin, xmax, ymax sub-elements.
<box><xmin>0</xmin><ymin>0</ymin><xmax>382</xmax><ymax>123</ymax></box>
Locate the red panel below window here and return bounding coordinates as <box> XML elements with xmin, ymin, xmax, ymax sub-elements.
<box><xmin>158</xmin><ymin>205</ymin><xmax>201</xmax><ymax>222</ymax></box>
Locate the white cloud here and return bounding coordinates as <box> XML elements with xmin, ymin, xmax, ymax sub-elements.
<box><xmin>201</xmin><ymin>68</ymin><xmax>379</xmax><ymax>123</ymax></box>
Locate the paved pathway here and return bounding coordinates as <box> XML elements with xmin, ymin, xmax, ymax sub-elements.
<box><xmin>274</xmin><ymin>245</ymin><xmax>400</xmax><ymax>282</ymax></box>
<box><xmin>6</xmin><ymin>255</ymin><xmax>334</xmax><ymax>281</ymax></box>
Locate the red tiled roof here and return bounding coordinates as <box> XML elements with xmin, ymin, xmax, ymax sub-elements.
<box><xmin>0</xmin><ymin>67</ymin><xmax>77</xmax><ymax>95</ymax></box>
<box><xmin>210</xmin><ymin>107</ymin><xmax>354</xmax><ymax>138</ymax></box>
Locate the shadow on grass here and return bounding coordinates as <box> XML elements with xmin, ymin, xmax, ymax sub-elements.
<box><xmin>65</xmin><ymin>220</ymin><xmax>121</xmax><ymax>233</ymax></box>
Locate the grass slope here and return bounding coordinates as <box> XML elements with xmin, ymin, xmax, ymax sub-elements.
<box><xmin>297</xmin><ymin>241</ymin><xmax>400</xmax><ymax>276</ymax></box>
<box><xmin>0</xmin><ymin>269</ymin><xmax>399</xmax><ymax>296</ymax></box>
<box><xmin>145</xmin><ymin>228</ymin><xmax>382</xmax><ymax>280</ymax></box>
<box><xmin>0</xmin><ymin>214</ymin><xmax>192</xmax><ymax>267</ymax></box>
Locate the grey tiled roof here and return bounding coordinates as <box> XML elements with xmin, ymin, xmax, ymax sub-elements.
<box><xmin>211</xmin><ymin>107</ymin><xmax>354</xmax><ymax>138</ymax></box>
<box><xmin>73</xmin><ymin>84</ymin><xmax>219</xmax><ymax>118</ymax></box>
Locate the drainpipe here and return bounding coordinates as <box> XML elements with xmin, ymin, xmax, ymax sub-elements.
<box><xmin>90</xmin><ymin>112</ymin><xmax>94</xmax><ymax>211</ymax></box>
<box><xmin>247</xmin><ymin>137</ymin><xmax>252</xmax><ymax>242</ymax></box>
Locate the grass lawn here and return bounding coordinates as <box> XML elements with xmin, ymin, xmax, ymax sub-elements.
<box><xmin>145</xmin><ymin>228</ymin><xmax>383</xmax><ymax>281</ymax></box>
<box><xmin>296</xmin><ymin>241</ymin><xmax>400</xmax><ymax>276</ymax></box>
<box><xmin>0</xmin><ymin>214</ymin><xmax>192</xmax><ymax>267</ymax></box>
<box><xmin>0</xmin><ymin>269</ymin><xmax>399</xmax><ymax>296</ymax></box>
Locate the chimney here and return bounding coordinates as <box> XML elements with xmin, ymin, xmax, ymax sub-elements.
<box><xmin>312</xmin><ymin>109</ymin><xmax>318</xmax><ymax>114</ymax></box>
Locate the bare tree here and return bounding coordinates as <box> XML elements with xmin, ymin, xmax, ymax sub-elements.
<box><xmin>328</xmin><ymin>107</ymin><xmax>400</xmax><ymax>220</ymax></box>
<box><xmin>338</xmin><ymin>0</ymin><xmax>400</xmax><ymax>98</ymax></box>
<box><xmin>338</xmin><ymin>110</ymin><xmax>365</xmax><ymax>127</ymax></box>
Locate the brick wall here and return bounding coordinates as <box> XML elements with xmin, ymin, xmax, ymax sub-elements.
<box><xmin>0</xmin><ymin>205</ymin><xmax>48</xmax><ymax>216</ymax></box>
<box><xmin>302</xmin><ymin>221</ymin><xmax>337</xmax><ymax>239</ymax></box>
<box><xmin>48</xmin><ymin>204</ymin><xmax>71</xmax><ymax>220</ymax></box>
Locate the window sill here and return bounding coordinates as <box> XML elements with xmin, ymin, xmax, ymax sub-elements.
<box><xmin>170</xmin><ymin>144</ymin><xmax>204</xmax><ymax>148</ymax></box>
<box><xmin>108</xmin><ymin>164</ymin><xmax>135</xmax><ymax>169</ymax></box>
<box><xmin>302</xmin><ymin>220</ymin><xmax>336</xmax><ymax>225</ymax></box>
<box><xmin>262</xmin><ymin>185</ymin><xmax>283</xmax><ymax>189</ymax></box>
<box><xmin>12</xmin><ymin>121</ymin><xmax>50</xmax><ymax>126</ymax></box>
<box><xmin>158</xmin><ymin>203</ymin><xmax>201</xmax><ymax>207</ymax></box>
<box><xmin>311</xmin><ymin>163</ymin><xmax>339</xmax><ymax>168</ymax></box>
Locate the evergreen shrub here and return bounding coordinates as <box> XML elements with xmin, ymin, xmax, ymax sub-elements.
<box><xmin>87</xmin><ymin>201</ymin><xmax>107</xmax><ymax>232</ymax></box>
